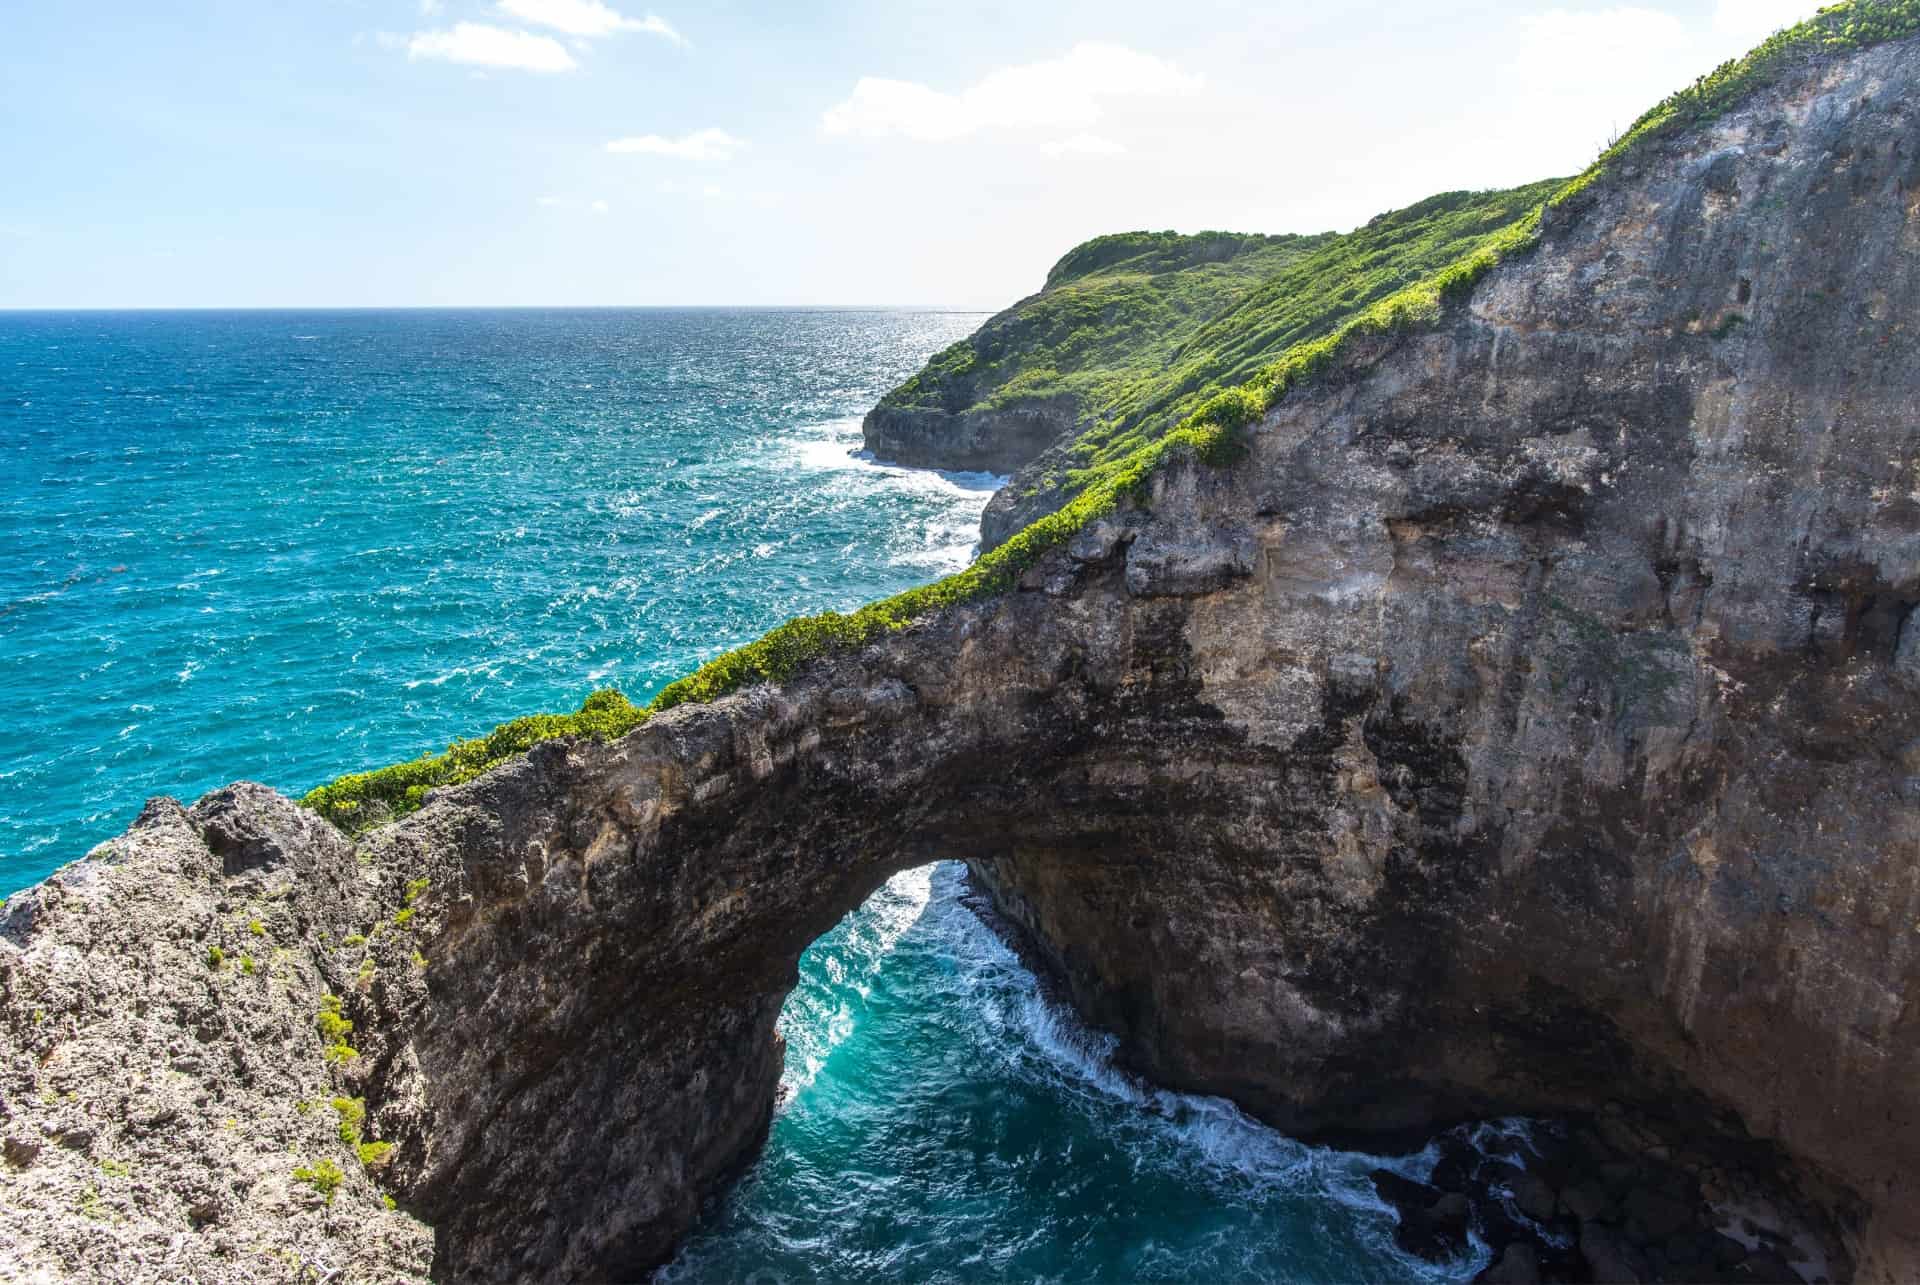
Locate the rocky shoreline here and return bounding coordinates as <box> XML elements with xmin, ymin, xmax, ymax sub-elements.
<box><xmin>966</xmin><ymin>861</ymin><xmax>1851</xmax><ymax>1285</ymax></box>
<box><xmin>1378</xmin><ymin>1108</ymin><xmax>1850</xmax><ymax>1285</ymax></box>
<box><xmin>4</xmin><ymin>21</ymin><xmax>1919</xmax><ymax>1285</ymax></box>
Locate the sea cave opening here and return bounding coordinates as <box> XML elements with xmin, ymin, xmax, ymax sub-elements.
<box><xmin>656</xmin><ymin>860</ymin><xmax>1508</xmax><ymax>1284</ymax></box>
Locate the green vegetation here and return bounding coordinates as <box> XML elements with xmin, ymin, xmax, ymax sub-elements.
<box><xmin>299</xmin><ymin>0</ymin><xmax>1920</xmax><ymax>837</ymax></box>
<box><xmin>305</xmin><ymin>688</ymin><xmax>646</xmax><ymax>831</ymax></box>
<box><xmin>881</xmin><ymin>181</ymin><xmax>1560</xmax><ymax>488</ymax></box>
<box><xmin>330</xmin><ymin>1095</ymin><xmax>396</xmax><ymax>1171</ymax></box>
<box><xmin>240</xmin><ymin>954</ymin><xmax>257</xmax><ymax>976</ymax></box>
<box><xmin>205</xmin><ymin>945</ymin><xmax>225</xmax><ymax>970</ymax></box>
<box><xmin>403</xmin><ymin>878</ymin><xmax>430</xmax><ymax>905</ymax></box>
<box><xmin>316</xmin><ymin>994</ymin><xmax>358</xmax><ymax>1063</ymax></box>
<box><xmin>393</xmin><ymin>907</ymin><xmax>415</xmax><ymax>928</ymax></box>
<box><xmin>249</xmin><ymin>918</ymin><xmax>266</xmax><ymax>937</ymax></box>
<box><xmin>292</xmin><ymin>1158</ymin><xmax>346</xmax><ymax>1205</ymax></box>
<box><xmin>77</xmin><ymin>1184</ymin><xmax>109</xmax><ymax>1222</ymax></box>
<box><xmin>342</xmin><ymin>933</ymin><xmax>368</xmax><ymax>949</ymax></box>
<box><xmin>382</xmin><ymin>1192</ymin><xmax>398</xmax><ymax>1211</ymax></box>
<box><xmin>332</xmin><ymin>1096</ymin><xmax>365</xmax><ymax>1147</ymax></box>
<box><xmin>99</xmin><ymin>1157</ymin><xmax>132</xmax><ymax>1178</ymax></box>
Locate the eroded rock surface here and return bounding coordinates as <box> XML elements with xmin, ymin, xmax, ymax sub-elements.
<box><xmin>3</xmin><ymin>33</ymin><xmax>1918</xmax><ymax>1285</ymax></box>
<box><xmin>862</xmin><ymin>398</ymin><xmax>1076</xmax><ymax>477</ymax></box>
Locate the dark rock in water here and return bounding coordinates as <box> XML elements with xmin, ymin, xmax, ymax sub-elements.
<box><xmin>1430</xmin><ymin>1135</ymin><xmax>1479</xmax><ymax>1193</ymax></box>
<box><xmin>1599</xmin><ymin>1162</ymin><xmax>1642</xmax><ymax>1196</ymax></box>
<box><xmin>1662</xmin><ymin>1231</ymin><xmax>1705</xmax><ymax>1267</ymax></box>
<box><xmin>1739</xmin><ymin>1247</ymin><xmax>1810</xmax><ymax>1284</ymax></box>
<box><xmin>1477</xmin><ymin>1241</ymin><xmax>1543</xmax><ymax>1285</ymax></box>
<box><xmin>1509</xmin><ymin>1166</ymin><xmax>1560</xmax><ymax>1225</ymax></box>
<box><xmin>1582</xmin><ymin>1220</ymin><xmax>1651</xmax><ymax>1284</ymax></box>
<box><xmin>1624</xmin><ymin>1187</ymin><xmax>1698</xmax><ymax>1246</ymax></box>
<box><xmin>1562</xmin><ymin>1180</ymin><xmax>1613</xmax><ymax>1223</ymax></box>
<box><xmin>1371</xmin><ymin>1168</ymin><xmax>1473</xmax><ymax>1261</ymax></box>
<box><xmin>1711</xmin><ymin>1232</ymin><xmax>1753</xmax><ymax>1268</ymax></box>
<box><xmin>1372</xmin><ymin>1167</ymin><xmax>1445</xmax><ymax>1212</ymax></box>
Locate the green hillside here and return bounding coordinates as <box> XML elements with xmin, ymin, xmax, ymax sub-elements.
<box><xmin>878</xmin><ymin>182</ymin><xmax>1562</xmax><ymax>518</ymax></box>
<box><xmin>303</xmin><ymin>0</ymin><xmax>1920</xmax><ymax>835</ymax></box>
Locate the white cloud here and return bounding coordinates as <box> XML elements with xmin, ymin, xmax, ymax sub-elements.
<box><xmin>408</xmin><ymin>23</ymin><xmax>577</xmax><ymax>72</ymax></box>
<box><xmin>822</xmin><ymin>42</ymin><xmax>1199</xmax><ymax>144</ymax></box>
<box><xmin>606</xmin><ymin>127</ymin><xmax>745</xmax><ymax>161</ymax></box>
<box><xmin>536</xmin><ymin>195</ymin><xmax>565</xmax><ymax>207</ymax></box>
<box><xmin>497</xmin><ymin>0</ymin><xmax>683</xmax><ymax>44</ymax></box>
<box><xmin>1712</xmin><ymin>0</ymin><xmax>1819</xmax><ymax>49</ymax></box>
<box><xmin>1041</xmin><ymin>133</ymin><xmax>1126</xmax><ymax>156</ymax></box>
<box><xmin>590</xmin><ymin>199</ymin><xmax>611</xmax><ymax>214</ymax></box>
<box><xmin>418</xmin><ymin>0</ymin><xmax>444</xmax><ymax>15</ymax></box>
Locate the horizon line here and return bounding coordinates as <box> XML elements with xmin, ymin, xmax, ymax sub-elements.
<box><xmin>0</xmin><ymin>303</ymin><xmax>1000</xmax><ymax>315</ymax></box>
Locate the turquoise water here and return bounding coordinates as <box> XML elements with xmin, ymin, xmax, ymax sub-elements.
<box><xmin>667</xmin><ymin>864</ymin><xmax>1484</xmax><ymax>1283</ymax></box>
<box><xmin>0</xmin><ymin>308</ymin><xmax>990</xmax><ymax>890</ymax></box>
<box><xmin>1</xmin><ymin>309</ymin><xmax>1485</xmax><ymax>1282</ymax></box>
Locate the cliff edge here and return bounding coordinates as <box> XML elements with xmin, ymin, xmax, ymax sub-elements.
<box><xmin>5</xmin><ymin>10</ymin><xmax>1920</xmax><ymax>1283</ymax></box>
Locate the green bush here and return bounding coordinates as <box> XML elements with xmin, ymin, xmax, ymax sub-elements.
<box><xmin>331</xmin><ymin>1096</ymin><xmax>366</xmax><ymax>1147</ymax></box>
<box><xmin>315</xmin><ymin>994</ymin><xmax>358</xmax><ymax>1063</ymax></box>
<box><xmin>292</xmin><ymin>1158</ymin><xmax>346</xmax><ymax>1205</ymax></box>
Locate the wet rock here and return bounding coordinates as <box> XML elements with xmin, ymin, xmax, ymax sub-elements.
<box><xmin>1566</xmin><ymin>1175</ymin><xmax>1612</xmax><ymax>1221</ymax></box>
<box><xmin>1477</xmin><ymin>1242</ymin><xmax>1542</xmax><ymax>1285</ymax></box>
<box><xmin>1510</xmin><ymin>1167</ymin><xmax>1559</xmax><ymax>1224</ymax></box>
<box><xmin>1429</xmin><ymin>1136</ymin><xmax>1479</xmax><ymax>1194</ymax></box>
<box><xmin>1371</xmin><ymin>1170</ymin><xmax>1472</xmax><ymax>1261</ymax></box>
<box><xmin>1710</xmin><ymin>1232</ymin><xmax>1752</xmax><ymax>1268</ymax></box>
<box><xmin>1739</xmin><ymin>1247</ymin><xmax>1809</xmax><ymax>1283</ymax></box>
<box><xmin>1582</xmin><ymin>1220</ymin><xmax>1651</xmax><ymax>1284</ymax></box>
<box><xmin>1624</xmin><ymin>1187</ymin><xmax>1697</xmax><ymax>1245</ymax></box>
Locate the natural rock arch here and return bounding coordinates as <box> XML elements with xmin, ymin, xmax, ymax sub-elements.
<box><xmin>3</xmin><ymin>33</ymin><xmax>1917</xmax><ymax>1285</ymax></box>
<box><xmin>357</xmin><ymin>44</ymin><xmax>1920</xmax><ymax>1275</ymax></box>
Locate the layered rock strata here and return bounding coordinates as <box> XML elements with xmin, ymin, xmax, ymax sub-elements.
<box><xmin>3</xmin><ymin>32</ymin><xmax>1918</xmax><ymax>1285</ymax></box>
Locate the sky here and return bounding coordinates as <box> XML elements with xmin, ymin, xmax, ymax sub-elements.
<box><xmin>0</xmin><ymin>0</ymin><xmax>1824</xmax><ymax>309</ymax></box>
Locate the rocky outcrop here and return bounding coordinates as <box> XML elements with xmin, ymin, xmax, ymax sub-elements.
<box><xmin>0</xmin><ymin>787</ymin><xmax>432</xmax><ymax>1281</ymax></box>
<box><xmin>861</xmin><ymin>397</ymin><xmax>1077</xmax><ymax>476</ymax></box>
<box><xmin>3</xmin><ymin>29</ymin><xmax>1918</xmax><ymax>1285</ymax></box>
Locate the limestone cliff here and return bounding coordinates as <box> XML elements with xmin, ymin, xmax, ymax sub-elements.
<box><xmin>4</xmin><ymin>19</ymin><xmax>1919</xmax><ymax>1285</ymax></box>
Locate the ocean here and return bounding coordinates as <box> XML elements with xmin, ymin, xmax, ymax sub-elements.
<box><xmin>0</xmin><ymin>308</ymin><xmax>1485</xmax><ymax>1282</ymax></box>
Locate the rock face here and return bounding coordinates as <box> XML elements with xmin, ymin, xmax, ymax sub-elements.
<box><xmin>861</xmin><ymin>398</ymin><xmax>1076</xmax><ymax>476</ymax></box>
<box><xmin>3</xmin><ymin>32</ymin><xmax>1919</xmax><ymax>1285</ymax></box>
<box><xmin>0</xmin><ymin>788</ymin><xmax>432</xmax><ymax>1281</ymax></box>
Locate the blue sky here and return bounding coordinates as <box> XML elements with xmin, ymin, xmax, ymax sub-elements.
<box><xmin>0</xmin><ymin>0</ymin><xmax>1818</xmax><ymax>308</ymax></box>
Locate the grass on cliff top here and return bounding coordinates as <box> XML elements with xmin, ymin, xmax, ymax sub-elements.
<box><xmin>879</xmin><ymin>183</ymin><xmax>1562</xmax><ymax>461</ymax></box>
<box><xmin>301</xmin><ymin>0</ymin><xmax>1920</xmax><ymax>835</ymax></box>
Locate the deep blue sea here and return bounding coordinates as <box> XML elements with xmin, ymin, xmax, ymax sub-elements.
<box><xmin>0</xmin><ymin>309</ymin><xmax>1486</xmax><ymax>1282</ymax></box>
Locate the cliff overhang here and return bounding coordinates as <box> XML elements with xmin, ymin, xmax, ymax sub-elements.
<box><xmin>3</xmin><ymin>9</ymin><xmax>1920</xmax><ymax>1284</ymax></box>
